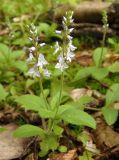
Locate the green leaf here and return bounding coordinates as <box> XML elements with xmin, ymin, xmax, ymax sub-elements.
<box><xmin>50</xmin><ymin>91</ymin><xmax>69</xmax><ymax>109</ymax></box>
<box><xmin>108</xmin><ymin>62</ymin><xmax>119</xmax><ymax>73</ymax></box>
<box><xmin>93</xmin><ymin>47</ymin><xmax>107</xmax><ymax>67</ymax></box>
<box><xmin>91</xmin><ymin>67</ymin><xmax>109</xmax><ymax>80</ymax></box>
<box><xmin>68</xmin><ymin>96</ymin><xmax>93</xmax><ymax>110</ymax></box>
<box><xmin>74</xmin><ymin>66</ymin><xmax>108</xmax><ymax>81</ymax></box>
<box><xmin>38</xmin><ymin>108</ymin><xmax>54</xmax><ymax>118</ymax></box>
<box><xmin>14</xmin><ymin>124</ymin><xmax>45</xmax><ymax>138</ymax></box>
<box><xmin>25</xmin><ymin>79</ymin><xmax>36</xmax><ymax>89</ymax></box>
<box><xmin>58</xmin><ymin>145</ymin><xmax>67</xmax><ymax>153</ymax></box>
<box><xmin>108</xmin><ymin>38</ymin><xmax>115</xmax><ymax>45</ymax></box>
<box><xmin>13</xmin><ymin>61</ymin><xmax>28</xmax><ymax>72</ymax></box>
<box><xmin>59</xmin><ymin>105</ymin><xmax>96</xmax><ymax>129</ymax></box>
<box><xmin>39</xmin><ymin>23</ymin><xmax>50</xmax><ymax>35</ymax></box>
<box><xmin>74</xmin><ymin>67</ymin><xmax>92</xmax><ymax>81</ymax></box>
<box><xmin>39</xmin><ymin>134</ymin><xmax>59</xmax><ymax>157</ymax></box>
<box><xmin>80</xmin><ymin>151</ymin><xmax>94</xmax><ymax>160</ymax></box>
<box><xmin>53</xmin><ymin>125</ymin><xmax>63</xmax><ymax>136</ymax></box>
<box><xmin>102</xmin><ymin>107</ymin><xmax>118</xmax><ymax>125</ymax></box>
<box><xmin>15</xmin><ymin>94</ymin><xmax>46</xmax><ymax>111</ymax></box>
<box><xmin>0</xmin><ymin>43</ymin><xmax>9</xmax><ymax>56</ymax></box>
<box><xmin>10</xmin><ymin>50</ymin><xmax>25</xmax><ymax>59</ymax></box>
<box><xmin>106</xmin><ymin>83</ymin><xmax>119</xmax><ymax>107</ymax></box>
<box><xmin>0</xmin><ymin>84</ymin><xmax>8</xmax><ymax>101</ymax></box>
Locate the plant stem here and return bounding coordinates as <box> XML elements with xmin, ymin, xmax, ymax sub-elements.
<box><xmin>98</xmin><ymin>25</ymin><xmax>107</xmax><ymax>67</ymax></box>
<box><xmin>39</xmin><ymin>77</ymin><xmax>49</xmax><ymax>110</ymax></box>
<box><xmin>39</xmin><ymin>77</ymin><xmax>50</xmax><ymax>130</ymax></box>
<box><xmin>48</xmin><ymin>72</ymin><xmax>64</xmax><ymax>132</ymax></box>
<box><xmin>55</xmin><ymin>72</ymin><xmax>64</xmax><ymax>116</ymax></box>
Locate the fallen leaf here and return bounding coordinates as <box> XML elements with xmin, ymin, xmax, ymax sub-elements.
<box><xmin>0</xmin><ymin>123</ymin><xmax>29</xmax><ymax>160</ymax></box>
<box><xmin>70</xmin><ymin>88</ymin><xmax>93</xmax><ymax>101</ymax></box>
<box><xmin>93</xmin><ymin>113</ymin><xmax>119</xmax><ymax>149</ymax></box>
<box><xmin>48</xmin><ymin>149</ymin><xmax>77</xmax><ymax>160</ymax></box>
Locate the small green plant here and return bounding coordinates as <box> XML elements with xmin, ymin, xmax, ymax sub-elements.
<box><xmin>74</xmin><ymin>10</ymin><xmax>109</xmax><ymax>82</ymax></box>
<box><xmin>74</xmin><ymin>10</ymin><xmax>119</xmax><ymax>126</ymax></box>
<box><xmin>108</xmin><ymin>37</ymin><xmax>119</xmax><ymax>53</ymax></box>
<box><xmin>14</xmin><ymin>11</ymin><xmax>96</xmax><ymax>157</ymax></box>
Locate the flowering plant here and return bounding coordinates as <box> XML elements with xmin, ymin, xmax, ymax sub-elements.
<box><xmin>14</xmin><ymin>11</ymin><xmax>96</xmax><ymax>157</ymax></box>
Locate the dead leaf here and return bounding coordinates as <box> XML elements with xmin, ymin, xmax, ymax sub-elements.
<box><xmin>62</xmin><ymin>149</ymin><xmax>77</xmax><ymax>160</ymax></box>
<box><xmin>93</xmin><ymin>113</ymin><xmax>119</xmax><ymax>149</ymax></box>
<box><xmin>48</xmin><ymin>149</ymin><xmax>77</xmax><ymax>160</ymax></box>
<box><xmin>74</xmin><ymin>51</ymin><xmax>93</xmax><ymax>66</ymax></box>
<box><xmin>70</xmin><ymin>88</ymin><xmax>93</xmax><ymax>101</ymax></box>
<box><xmin>0</xmin><ymin>123</ymin><xmax>29</xmax><ymax>160</ymax></box>
<box><xmin>85</xmin><ymin>140</ymin><xmax>100</xmax><ymax>154</ymax></box>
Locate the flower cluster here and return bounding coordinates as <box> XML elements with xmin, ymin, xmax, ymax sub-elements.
<box><xmin>27</xmin><ymin>24</ymin><xmax>50</xmax><ymax>78</ymax></box>
<box><xmin>54</xmin><ymin>11</ymin><xmax>77</xmax><ymax>72</ymax></box>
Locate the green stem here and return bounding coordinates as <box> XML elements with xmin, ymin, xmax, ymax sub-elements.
<box><xmin>48</xmin><ymin>72</ymin><xmax>64</xmax><ymax>132</ymax></box>
<box><xmin>39</xmin><ymin>77</ymin><xmax>49</xmax><ymax>110</ymax></box>
<box><xmin>55</xmin><ymin>72</ymin><xmax>64</xmax><ymax>116</ymax></box>
<box><xmin>98</xmin><ymin>26</ymin><xmax>107</xmax><ymax>67</ymax></box>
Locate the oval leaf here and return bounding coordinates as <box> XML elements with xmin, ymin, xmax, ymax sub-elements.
<box><xmin>60</xmin><ymin>105</ymin><xmax>96</xmax><ymax>129</ymax></box>
<box><xmin>14</xmin><ymin>124</ymin><xmax>45</xmax><ymax>138</ymax></box>
<box><xmin>15</xmin><ymin>94</ymin><xmax>46</xmax><ymax>111</ymax></box>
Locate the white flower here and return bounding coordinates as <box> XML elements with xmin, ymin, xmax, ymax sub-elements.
<box><xmin>53</xmin><ymin>41</ymin><xmax>60</xmax><ymax>55</ymax></box>
<box><xmin>40</xmin><ymin>43</ymin><xmax>46</xmax><ymax>47</ymax></box>
<box><xmin>37</xmin><ymin>54</ymin><xmax>48</xmax><ymax>68</ymax></box>
<box><xmin>29</xmin><ymin>46</ymin><xmax>36</xmax><ymax>52</ymax></box>
<box><xmin>27</xmin><ymin>52</ymin><xmax>34</xmax><ymax>63</ymax></box>
<box><xmin>67</xmin><ymin>35</ymin><xmax>73</xmax><ymax>40</ymax></box>
<box><xmin>63</xmin><ymin>16</ymin><xmax>67</xmax><ymax>23</ymax></box>
<box><xmin>69</xmin><ymin>28</ymin><xmax>74</xmax><ymax>33</ymax></box>
<box><xmin>55</xmin><ymin>61</ymin><xmax>68</xmax><ymax>72</ymax></box>
<box><xmin>65</xmin><ymin>50</ymin><xmax>75</xmax><ymax>62</ymax></box>
<box><xmin>55</xmin><ymin>54</ymin><xmax>68</xmax><ymax>72</ymax></box>
<box><xmin>70</xmin><ymin>19</ymin><xmax>74</xmax><ymax>23</ymax></box>
<box><xmin>69</xmin><ymin>41</ymin><xmax>77</xmax><ymax>51</ymax></box>
<box><xmin>28</xmin><ymin>66</ymin><xmax>40</xmax><ymax>78</ymax></box>
<box><xmin>56</xmin><ymin>30</ymin><xmax>62</xmax><ymax>34</ymax></box>
<box><xmin>44</xmin><ymin>69</ymin><xmax>51</xmax><ymax>77</ymax></box>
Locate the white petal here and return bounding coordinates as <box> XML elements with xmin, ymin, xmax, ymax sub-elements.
<box><xmin>69</xmin><ymin>42</ymin><xmax>77</xmax><ymax>51</ymax></box>
<box><xmin>29</xmin><ymin>46</ymin><xmax>36</xmax><ymax>52</ymax></box>
<box><xmin>66</xmin><ymin>52</ymin><xmax>75</xmax><ymax>62</ymax></box>
<box><xmin>67</xmin><ymin>35</ymin><xmax>73</xmax><ymax>40</ymax></box>
<box><xmin>27</xmin><ymin>52</ymin><xmax>34</xmax><ymax>63</ymax></box>
<box><xmin>53</xmin><ymin>41</ymin><xmax>60</xmax><ymax>55</ymax></box>
<box><xmin>56</xmin><ymin>30</ymin><xmax>62</xmax><ymax>34</ymax></box>
<box><xmin>69</xmin><ymin>28</ymin><xmax>74</xmax><ymax>33</ymax></box>
<box><xmin>63</xmin><ymin>16</ymin><xmax>67</xmax><ymax>22</ymax></box>
<box><xmin>37</xmin><ymin>54</ymin><xmax>48</xmax><ymax>68</ymax></box>
<box><xmin>40</xmin><ymin>43</ymin><xmax>46</xmax><ymax>47</ymax></box>
<box><xmin>28</xmin><ymin>66</ymin><xmax>40</xmax><ymax>78</ymax></box>
<box><xmin>44</xmin><ymin>69</ymin><xmax>51</xmax><ymax>77</ymax></box>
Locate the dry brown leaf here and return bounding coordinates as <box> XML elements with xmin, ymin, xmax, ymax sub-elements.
<box><xmin>94</xmin><ymin>113</ymin><xmax>119</xmax><ymax>149</ymax></box>
<box><xmin>48</xmin><ymin>149</ymin><xmax>77</xmax><ymax>160</ymax></box>
<box><xmin>74</xmin><ymin>51</ymin><xmax>93</xmax><ymax>66</ymax></box>
<box><xmin>70</xmin><ymin>88</ymin><xmax>93</xmax><ymax>101</ymax></box>
<box><xmin>62</xmin><ymin>149</ymin><xmax>77</xmax><ymax>160</ymax></box>
<box><xmin>0</xmin><ymin>123</ymin><xmax>29</xmax><ymax>160</ymax></box>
